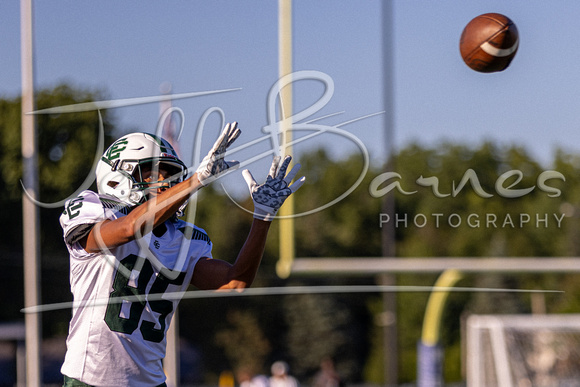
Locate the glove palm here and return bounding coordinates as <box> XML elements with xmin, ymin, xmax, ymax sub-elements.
<box><xmin>243</xmin><ymin>155</ymin><xmax>305</xmax><ymax>221</ymax></box>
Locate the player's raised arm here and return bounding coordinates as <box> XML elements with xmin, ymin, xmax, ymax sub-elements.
<box><xmin>191</xmin><ymin>155</ymin><xmax>305</xmax><ymax>290</ymax></box>
<box><xmin>79</xmin><ymin>123</ymin><xmax>241</xmax><ymax>253</ymax></box>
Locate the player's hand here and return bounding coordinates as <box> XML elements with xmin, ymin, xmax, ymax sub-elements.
<box><xmin>242</xmin><ymin>155</ymin><xmax>305</xmax><ymax>221</ymax></box>
<box><xmin>196</xmin><ymin>122</ymin><xmax>241</xmax><ymax>186</ymax></box>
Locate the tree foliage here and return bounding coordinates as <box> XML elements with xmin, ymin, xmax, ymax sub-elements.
<box><xmin>215</xmin><ymin>309</ymin><xmax>272</xmax><ymax>374</ymax></box>
<box><xmin>0</xmin><ymin>84</ymin><xmax>115</xmax><ymax>202</ymax></box>
<box><xmin>293</xmin><ymin>148</ymin><xmax>383</xmax><ymax>258</ymax></box>
<box><xmin>0</xmin><ymin>84</ymin><xmax>116</xmax><ymax>328</ymax></box>
<box><xmin>0</xmin><ymin>84</ymin><xmax>116</xmax><ymax>252</ymax></box>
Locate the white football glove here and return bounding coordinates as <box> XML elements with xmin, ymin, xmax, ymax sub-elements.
<box><xmin>196</xmin><ymin>122</ymin><xmax>241</xmax><ymax>186</ymax></box>
<box><xmin>242</xmin><ymin>155</ymin><xmax>306</xmax><ymax>221</ymax></box>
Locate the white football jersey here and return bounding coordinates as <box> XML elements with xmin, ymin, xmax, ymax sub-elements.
<box><xmin>59</xmin><ymin>190</ymin><xmax>212</xmax><ymax>386</ymax></box>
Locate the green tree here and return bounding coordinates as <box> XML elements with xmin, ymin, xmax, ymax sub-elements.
<box><xmin>1</xmin><ymin>84</ymin><xmax>115</xmax><ymax>201</ymax></box>
<box><xmin>282</xmin><ymin>293</ymin><xmax>354</xmax><ymax>379</ymax></box>
<box><xmin>215</xmin><ymin>309</ymin><xmax>272</xmax><ymax>374</ymax></box>
<box><xmin>0</xmin><ymin>83</ymin><xmax>116</xmax><ymax>330</ymax></box>
<box><xmin>293</xmin><ymin>149</ymin><xmax>383</xmax><ymax>258</ymax></box>
<box><xmin>0</xmin><ymin>84</ymin><xmax>116</xmax><ymax>250</ymax></box>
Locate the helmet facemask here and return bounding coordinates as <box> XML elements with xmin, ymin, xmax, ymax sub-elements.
<box><xmin>96</xmin><ymin>133</ymin><xmax>188</xmax><ymax>208</ymax></box>
<box><xmin>131</xmin><ymin>158</ymin><xmax>187</xmax><ymax>201</ymax></box>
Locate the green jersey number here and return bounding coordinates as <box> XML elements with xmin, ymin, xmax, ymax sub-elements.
<box><xmin>104</xmin><ymin>254</ymin><xmax>186</xmax><ymax>343</ymax></box>
<box><xmin>65</xmin><ymin>197</ymin><xmax>84</xmax><ymax>220</ymax></box>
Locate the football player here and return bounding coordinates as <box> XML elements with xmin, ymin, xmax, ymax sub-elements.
<box><xmin>59</xmin><ymin>122</ymin><xmax>304</xmax><ymax>386</ymax></box>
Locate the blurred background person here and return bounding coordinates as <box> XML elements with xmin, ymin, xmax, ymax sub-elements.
<box><xmin>269</xmin><ymin>361</ymin><xmax>298</xmax><ymax>387</ymax></box>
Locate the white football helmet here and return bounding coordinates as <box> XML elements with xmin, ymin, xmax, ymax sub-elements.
<box><xmin>96</xmin><ymin>133</ymin><xmax>187</xmax><ymax>206</ymax></box>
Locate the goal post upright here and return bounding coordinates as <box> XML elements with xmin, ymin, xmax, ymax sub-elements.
<box><xmin>277</xmin><ymin>0</ymin><xmax>295</xmax><ymax>279</ymax></box>
<box><xmin>21</xmin><ymin>0</ymin><xmax>42</xmax><ymax>385</ymax></box>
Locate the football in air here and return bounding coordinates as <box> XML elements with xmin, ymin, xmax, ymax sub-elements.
<box><xmin>459</xmin><ymin>13</ymin><xmax>519</xmax><ymax>73</ymax></box>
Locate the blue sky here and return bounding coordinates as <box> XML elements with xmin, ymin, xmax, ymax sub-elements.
<box><xmin>3</xmin><ymin>1</ymin><xmax>580</xmax><ymax>182</ymax></box>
